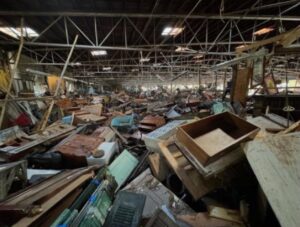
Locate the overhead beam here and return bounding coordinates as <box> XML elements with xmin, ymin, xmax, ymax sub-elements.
<box><xmin>211</xmin><ymin>50</ymin><xmax>268</xmax><ymax>71</ymax></box>
<box><xmin>0</xmin><ymin>11</ymin><xmax>299</xmax><ymax>21</ymax></box>
<box><xmin>29</xmin><ymin>41</ymin><xmax>253</xmax><ymax>51</ymax></box>
<box><xmin>26</xmin><ymin>68</ymin><xmax>89</xmax><ymax>84</ymax></box>
<box><xmin>230</xmin><ymin>0</ymin><xmax>299</xmax><ymax>14</ymax></box>
<box><xmin>0</xmin><ymin>41</ymin><xmax>173</xmax><ymax>52</ymax></box>
<box><xmin>236</xmin><ymin>26</ymin><xmax>300</xmax><ymax>53</ymax></box>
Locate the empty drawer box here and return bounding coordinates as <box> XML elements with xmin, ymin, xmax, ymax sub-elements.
<box><xmin>176</xmin><ymin>111</ymin><xmax>259</xmax><ymax>165</ymax></box>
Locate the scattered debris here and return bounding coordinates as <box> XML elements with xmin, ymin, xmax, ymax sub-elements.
<box><xmin>0</xmin><ymin>86</ymin><xmax>298</xmax><ymax>227</ymax></box>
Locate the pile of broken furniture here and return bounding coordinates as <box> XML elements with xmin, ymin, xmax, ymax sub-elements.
<box><xmin>0</xmin><ymin>91</ymin><xmax>299</xmax><ymax>227</ymax></box>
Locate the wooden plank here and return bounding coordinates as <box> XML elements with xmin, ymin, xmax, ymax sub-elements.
<box><xmin>159</xmin><ymin>140</ymin><xmax>218</xmax><ymax>200</ymax></box>
<box><xmin>12</xmin><ymin>172</ymin><xmax>93</xmax><ymax>227</ymax></box>
<box><xmin>172</xmin><ymin>151</ymin><xmax>183</xmax><ymax>158</ymax></box>
<box><xmin>177</xmin><ymin>212</ymin><xmax>244</xmax><ymax>227</ymax></box>
<box><xmin>279</xmin><ymin>121</ymin><xmax>300</xmax><ymax>135</ymax></box>
<box><xmin>32</xmin><ymin>188</ymin><xmax>82</xmax><ymax>227</ymax></box>
<box><xmin>3</xmin><ymin>167</ymin><xmax>95</xmax><ymax>206</ymax></box>
<box><xmin>231</xmin><ymin>67</ymin><xmax>251</xmax><ymax>105</ymax></box>
<box><xmin>244</xmin><ymin>133</ymin><xmax>300</xmax><ymax>227</ymax></box>
<box><xmin>110</xmin><ymin>126</ymin><xmax>128</xmax><ymax>144</ymax></box>
<box><xmin>75</xmin><ymin>113</ymin><xmax>106</xmax><ymax>123</ymax></box>
<box><xmin>246</xmin><ymin>116</ymin><xmax>284</xmax><ymax>139</ymax></box>
<box><xmin>176</xmin><ymin>141</ymin><xmax>245</xmax><ymax>179</ymax></box>
<box><xmin>82</xmin><ymin>104</ymin><xmax>103</xmax><ymax>116</ymax></box>
<box><xmin>208</xmin><ymin>206</ymin><xmax>243</xmax><ymax>224</ymax></box>
<box><xmin>147</xmin><ymin>153</ymin><xmax>169</xmax><ymax>181</ymax></box>
<box><xmin>236</xmin><ymin>26</ymin><xmax>300</xmax><ymax>53</ymax></box>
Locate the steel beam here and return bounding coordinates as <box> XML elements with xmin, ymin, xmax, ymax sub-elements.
<box><xmin>0</xmin><ymin>41</ymin><xmax>172</xmax><ymax>52</ymax></box>
<box><xmin>67</xmin><ymin>17</ymin><xmax>95</xmax><ymax>46</ymax></box>
<box><xmin>30</xmin><ymin>41</ymin><xmax>253</xmax><ymax>52</ymax></box>
<box><xmin>39</xmin><ymin>35</ymin><xmax>79</xmax><ymax>131</ymax></box>
<box><xmin>99</xmin><ymin>18</ymin><xmax>122</xmax><ymax>46</ymax></box>
<box><xmin>0</xmin><ymin>18</ymin><xmax>24</xmax><ymax>129</ymax></box>
<box><xmin>211</xmin><ymin>50</ymin><xmax>268</xmax><ymax>71</ymax></box>
<box><xmin>32</xmin><ymin>16</ymin><xmax>62</xmax><ymax>42</ymax></box>
<box><xmin>0</xmin><ymin>11</ymin><xmax>299</xmax><ymax>21</ymax></box>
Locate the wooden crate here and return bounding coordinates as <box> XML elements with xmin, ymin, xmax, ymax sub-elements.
<box><xmin>176</xmin><ymin>112</ymin><xmax>259</xmax><ymax>166</ymax></box>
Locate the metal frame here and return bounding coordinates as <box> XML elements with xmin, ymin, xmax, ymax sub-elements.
<box><xmin>0</xmin><ymin>1</ymin><xmax>299</xmax><ymax>85</ymax></box>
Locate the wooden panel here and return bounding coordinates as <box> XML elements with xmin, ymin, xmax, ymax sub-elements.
<box><xmin>231</xmin><ymin>67</ymin><xmax>251</xmax><ymax>105</ymax></box>
<box><xmin>246</xmin><ymin>116</ymin><xmax>284</xmax><ymax>139</ymax></box>
<box><xmin>208</xmin><ymin>206</ymin><xmax>243</xmax><ymax>224</ymax></box>
<box><xmin>177</xmin><ymin>212</ymin><xmax>243</xmax><ymax>227</ymax></box>
<box><xmin>236</xmin><ymin>26</ymin><xmax>300</xmax><ymax>53</ymax></box>
<box><xmin>279</xmin><ymin>121</ymin><xmax>300</xmax><ymax>135</ymax></box>
<box><xmin>194</xmin><ymin>128</ymin><xmax>235</xmax><ymax>157</ymax></box>
<box><xmin>56</xmin><ymin>134</ymin><xmax>105</xmax><ymax>158</ymax></box>
<box><xmin>147</xmin><ymin>153</ymin><xmax>169</xmax><ymax>181</ymax></box>
<box><xmin>175</xmin><ymin>141</ymin><xmax>245</xmax><ymax>179</ymax></box>
<box><xmin>75</xmin><ymin>114</ymin><xmax>106</xmax><ymax>123</ymax></box>
<box><xmin>12</xmin><ymin>173</ymin><xmax>93</xmax><ymax>227</ymax></box>
<box><xmin>244</xmin><ymin>133</ymin><xmax>300</xmax><ymax>227</ymax></box>
<box><xmin>159</xmin><ymin>140</ymin><xmax>218</xmax><ymax>200</ymax></box>
<box><xmin>82</xmin><ymin>104</ymin><xmax>103</xmax><ymax>116</ymax></box>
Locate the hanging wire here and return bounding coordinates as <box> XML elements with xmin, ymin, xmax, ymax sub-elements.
<box><xmin>219</xmin><ymin>0</ymin><xmax>225</xmax><ymax>23</ymax></box>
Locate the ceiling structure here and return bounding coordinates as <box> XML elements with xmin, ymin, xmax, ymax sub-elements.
<box><xmin>0</xmin><ymin>0</ymin><xmax>299</xmax><ymax>86</ymax></box>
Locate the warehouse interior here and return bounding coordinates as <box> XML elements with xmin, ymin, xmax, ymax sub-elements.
<box><xmin>0</xmin><ymin>1</ymin><xmax>299</xmax><ymax>226</ymax></box>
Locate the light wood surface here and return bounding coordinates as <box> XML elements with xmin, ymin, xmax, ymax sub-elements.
<box><xmin>194</xmin><ymin>128</ymin><xmax>235</xmax><ymax>157</ymax></box>
<box><xmin>244</xmin><ymin>133</ymin><xmax>300</xmax><ymax>227</ymax></box>
<box><xmin>159</xmin><ymin>140</ymin><xmax>218</xmax><ymax>200</ymax></box>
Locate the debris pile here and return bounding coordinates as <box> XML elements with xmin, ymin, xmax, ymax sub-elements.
<box><xmin>0</xmin><ymin>89</ymin><xmax>299</xmax><ymax>227</ymax></box>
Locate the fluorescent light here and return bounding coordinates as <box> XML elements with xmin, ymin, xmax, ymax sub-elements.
<box><xmin>0</xmin><ymin>26</ymin><xmax>39</xmax><ymax>39</ymax></box>
<box><xmin>170</xmin><ymin>27</ymin><xmax>184</xmax><ymax>36</ymax></box>
<box><xmin>253</xmin><ymin>27</ymin><xmax>274</xmax><ymax>36</ymax></box>
<box><xmin>175</xmin><ymin>46</ymin><xmax>188</xmax><ymax>52</ymax></box>
<box><xmin>140</xmin><ymin>58</ymin><xmax>150</xmax><ymax>63</ymax></box>
<box><xmin>102</xmin><ymin>66</ymin><xmax>112</xmax><ymax>71</ymax></box>
<box><xmin>162</xmin><ymin>27</ymin><xmax>184</xmax><ymax>36</ymax></box>
<box><xmin>91</xmin><ymin>50</ymin><xmax>107</xmax><ymax>56</ymax></box>
<box><xmin>236</xmin><ymin>44</ymin><xmax>245</xmax><ymax>49</ymax></box>
<box><xmin>175</xmin><ymin>46</ymin><xmax>196</xmax><ymax>53</ymax></box>
<box><xmin>162</xmin><ymin>27</ymin><xmax>172</xmax><ymax>36</ymax></box>
<box><xmin>153</xmin><ymin>63</ymin><xmax>161</xmax><ymax>67</ymax></box>
<box><xmin>194</xmin><ymin>60</ymin><xmax>203</xmax><ymax>64</ymax></box>
<box><xmin>193</xmin><ymin>54</ymin><xmax>204</xmax><ymax>59</ymax></box>
<box><xmin>0</xmin><ymin>27</ymin><xmax>18</xmax><ymax>39</ymax></box>
<box><xmin>22</xmin><ymin>27</ymin><xmax>38</xmax><ymax>37</ymax></box>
